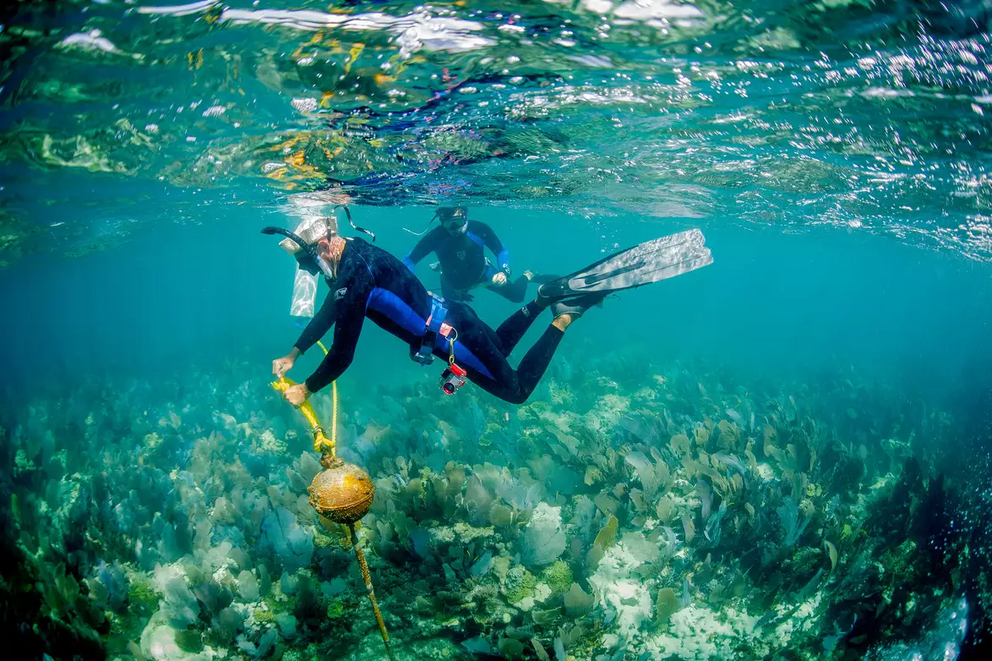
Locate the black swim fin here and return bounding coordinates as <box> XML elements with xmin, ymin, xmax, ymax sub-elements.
<box><xmin>538</xmin><ymin>229</ymin><xmax>713</xmax><ymax>300</ymax></box>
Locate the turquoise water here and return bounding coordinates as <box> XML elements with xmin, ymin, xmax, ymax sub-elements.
<box><xmin>2</xmin><ymin>206</ymin><xmax>990</xmax><ymax>392</ymax></box>
<box><xmin>2</xmin><ymin>1</ymin><xmax>992</xmax><ymax>660</ymax></box>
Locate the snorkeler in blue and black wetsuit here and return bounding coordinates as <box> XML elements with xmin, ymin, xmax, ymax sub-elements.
<box><xmin>264</xmin><ymin>212</ymin><xmax>713</xmax><ymax>405</ymax></box>
<box><xmin>403</xmin><ymin>206</ymin><xmax>537</xmax><ymax>303</ymax></box>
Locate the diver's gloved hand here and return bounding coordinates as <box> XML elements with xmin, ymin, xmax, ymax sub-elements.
<box><xmin>272</xmin><ymin>353</ymin><xmax>297</xmax><ymax>378</ymax></box>
<box><xmin>491</xmin><ymin>271</ymin><xmax>508</xmax><ymax>286</ymax></box>
<box><xmin>283</xmin><ymin>383</ymin><xmax>311</xmax><ymax>406</ymax></box>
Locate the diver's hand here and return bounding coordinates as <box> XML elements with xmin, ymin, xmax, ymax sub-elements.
<box><xmin>284</xmin><ymin>383</ymin><xmax>311</xmax><ymax>407</ymax></box>
<box><xmin>491</xmin><ymin>272</ymin><xmax>508</xmax><ymax>287</ymax></box>
<box><xmin>272</xmin><ymin>354</ymin><xmax>296</xmax><ymax>378</ymax></box>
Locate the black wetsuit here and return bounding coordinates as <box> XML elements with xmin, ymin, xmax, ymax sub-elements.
<box><xmin>295</xmin><ymin>238</ymin><xmax>562</xmax><ymax>404</ymax></box>
<box><xmin>403</xmin><ymin>221</ymin><xmax>531</xmax><ymax>303</ymax></box>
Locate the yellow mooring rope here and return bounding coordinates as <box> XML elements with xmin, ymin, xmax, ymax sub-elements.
<box><xmin>270</xmin><ymin>341</ymin><xmax>395</xmax><ymax>660</ymax></box>
<box><xmin>269</xmin><ymin>340</ymin><xmax>337</xmax><ymax>456</ymax></box>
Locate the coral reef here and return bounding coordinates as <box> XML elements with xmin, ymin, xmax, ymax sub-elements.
<box><xmin>0</xmin><ymin>347</ymin><xmax>978</xmax><ymax>660</ymax></box>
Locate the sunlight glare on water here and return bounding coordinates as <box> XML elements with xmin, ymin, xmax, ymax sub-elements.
<box><xmin>1</xmin><ymin>0</ymin><xmax>992</xmax><ymax>263</ymax></box>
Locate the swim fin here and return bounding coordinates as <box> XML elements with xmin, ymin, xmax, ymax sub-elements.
<box><xmin>538</xmin><ymin>228</ymin><xmax>713</xmax><ymax>300</ymax></box>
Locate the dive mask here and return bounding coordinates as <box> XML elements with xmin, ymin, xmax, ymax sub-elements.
<box><xmin>438</xmin><ymin>207</ymin><xmax>468</xmax><ymax>234</ymax></box>
<box><xmin>441</xmin><ymin>219</ymin><xmax>468</xmax><ymax>235</ymax></box>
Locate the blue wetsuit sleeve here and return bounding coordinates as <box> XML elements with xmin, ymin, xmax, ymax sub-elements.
<box><xmin>476</xmin><ymin>222</ymin><xmax>509</xmax><ymax>271</ymax></box>
<box><xmin>403</xmin><ymin>228</ymin><xmax>440</xmax><ymax>272</ymax></box>
<box><xmin>294</xmin><ymin>294</ymin><xmax>337</xmax><ymax>355</ymax></box>
<box><xmin>497</xmin><ymin>247</ymin><xmax>510</xmax><ymax>272</ymax></box>
<box><xmin>304</xmin><ymin>267</ymin><xmax>372</xmax><ymax>393</ymax></box>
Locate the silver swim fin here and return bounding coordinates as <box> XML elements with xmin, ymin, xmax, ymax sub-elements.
<box><xmin>538</xmin><ymin>228</ymin><xmax>713</xmax><ymax>300</ymax></box>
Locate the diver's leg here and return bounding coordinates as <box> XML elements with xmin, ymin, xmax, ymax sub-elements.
<box><xmin>489</xmin><ymin>272</ymin><xmax>567</xmax><ymax>354</ymax></box>
<box><xmin>445</xmin><ymin>305</ymin><xmax>523</xmax><ymax>401</ymax></box>
<box><xmin>487</xmin><ymin>275</ymin><xmax>530</xmax><ymax>303</ymax></box>
<box><xmin>440</xmin><ymin>277</ymin><xmax>469</xmax><ymax>303</ymax></box>
<box><xmin>493</xmin><ymin>301</ymin><xmax>546</xmax><ymax>356</ymax></box>
<box><xmin>526</xmin><ymin>272</ymin><xmax>558</xmax><ymax>285</ymax></box>
<box><xmin>510</xmin><ymin>325</ymin><xmax>565</xmax><ymax>398</ymax></box>
<box><xmin>504</xmin><ymin>295</ymin><xmax>605</xmax><ymax>399</ymax></box>
<box><xmin>448</xmin><ymin>303</ymin><xmax>568</xmax><ymax>404</ymax></box>
<box><xmin>473</xmin><ymin>308</ymin><xmax>509</xmax><ymax>356</ymax></box>
<box><xmin>469</xmin><ymin>323</ymin><xmax>565</xmax><ymax>403</ymax></box>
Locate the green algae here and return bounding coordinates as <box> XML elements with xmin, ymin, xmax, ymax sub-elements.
<box><xmin>504</xmin><ymin>567</ymin><xmax>537</xmax><ymax>605</ymax></box>
<box><xmin>326</xmin><ymin>600</ymin><xmax>347</xmax><ymax>619</ymax></box>
<box><xmin>174</xmin><ymin>628</ymin><xmax>204</xmax><ymax>653</ymax></box>
<box><xmin>128</xmin><ymin>576</ymin><xmax>159</xmax><ymax>611</ymax></box>
<box><xmin>540</xmin><ymin>560</ymin><xmax>573</xmax><ymax>595</ymax></box>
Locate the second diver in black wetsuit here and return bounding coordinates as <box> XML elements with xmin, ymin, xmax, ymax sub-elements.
<box><xmin>403</xmin><ymin>206</ymin><xmax>538</xmax><ymax>304</ymax></box>
<box><xmin>266</xmin><ymin>213</ymin><xmax>714</xmax><ymax>406</ymax></box>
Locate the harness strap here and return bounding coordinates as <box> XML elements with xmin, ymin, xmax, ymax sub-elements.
<box><xmin>413</xmin><ymin>293</ymin><xmax>452</xmax><ymax>365</ymax></box>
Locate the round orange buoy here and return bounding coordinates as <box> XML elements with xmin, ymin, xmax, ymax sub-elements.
<box><xmin>308</xmin><ymin>456</ymin><xmax>375</xmax><ymax>524</ymax></box>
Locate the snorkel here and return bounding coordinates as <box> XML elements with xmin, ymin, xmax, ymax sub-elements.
<box><xmin>403</xmin><ymin>206</ymin><xmax>468</xmax><ymax>236</ymax></box>
<box><xmin>403</xmin><ymin>210</ymin><xmax>439</xmax><ymax>237</ymax></box>
<box><xmin>262</xmin><ymin>205</ymin><xmax>374</xmax><ymax>276</ymax></box>
<box><xmin>335</xmin><ymin>204</ymin><xmax>376</xmax><ymax>242</ymax></box>
<box><xmin>266</xmin><ymin>204</ymin><xmax>373</xmax><ymax>318</ymax></box>
<box><xmin>261</xmin><ymin>226</ymin><xmax>333</xmax><ymax>278</ymax></box>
